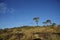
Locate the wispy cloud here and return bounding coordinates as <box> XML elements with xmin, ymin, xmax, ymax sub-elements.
<box><xmin>0</xmin><ymin>3</ymin><xmax>15</xmax><ymax>14</ymax></box>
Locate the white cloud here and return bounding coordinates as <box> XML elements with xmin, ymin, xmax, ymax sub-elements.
<box><xmin>7</xmin><ymin>8</ymin><xmax>15</xmax><ymax>14</ymax></box>
<box><xmin>0</xmin><ymin>3</ymin><xmax>15</xmax><ymax>14</ymax></box>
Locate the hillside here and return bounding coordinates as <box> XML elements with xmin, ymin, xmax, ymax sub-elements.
<box><xmin>0</xmin><ymin>26</ymin><xmax>60</xmax><ymax>40</ymax></box>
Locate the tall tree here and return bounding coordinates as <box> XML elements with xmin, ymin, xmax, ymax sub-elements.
<box><xmin>33</xmin><ymin>17</ymin><xmax>39</xmax><ymax>26</ymax></box>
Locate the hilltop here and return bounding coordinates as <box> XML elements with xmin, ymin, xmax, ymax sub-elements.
<box><xmin>0</xmin><ymin>26</ymin><xmax>60</xmax><ymax>40</ymax></box>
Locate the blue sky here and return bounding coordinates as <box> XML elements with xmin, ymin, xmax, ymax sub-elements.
<box><xmin>0</xmin><ymin>0</ymin><xmax>60</xmax><ymax>29</ymax></box>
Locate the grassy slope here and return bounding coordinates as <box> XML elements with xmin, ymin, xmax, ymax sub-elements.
<box><xmin>0</xmin><ymin>26</ymin><xmax>60</xmax><ymax>40</ymax></box>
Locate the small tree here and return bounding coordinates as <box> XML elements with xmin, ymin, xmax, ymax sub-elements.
<box><xmin>52</xmin><ymin>23</ymin><xmax>56</xmax><ymax>26</ymax></box>
<box><xmin>33</xmin><ymin>17</ymin><xmax>39</xmax><ymax>26</ymax></box>
<box><xmin>43</xmin><ymin>19</ymin><xmax>52</xmax><ymax>26</ymax></box>
<box><xmin>46</xmin><ymin>19</ymin><xmax>52</xmax><ymax>26</ymax></box>
<box><xmin>43</xmin><ymin>22</ymin><xmax>47</xmax><ymax>26</ymax></box>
